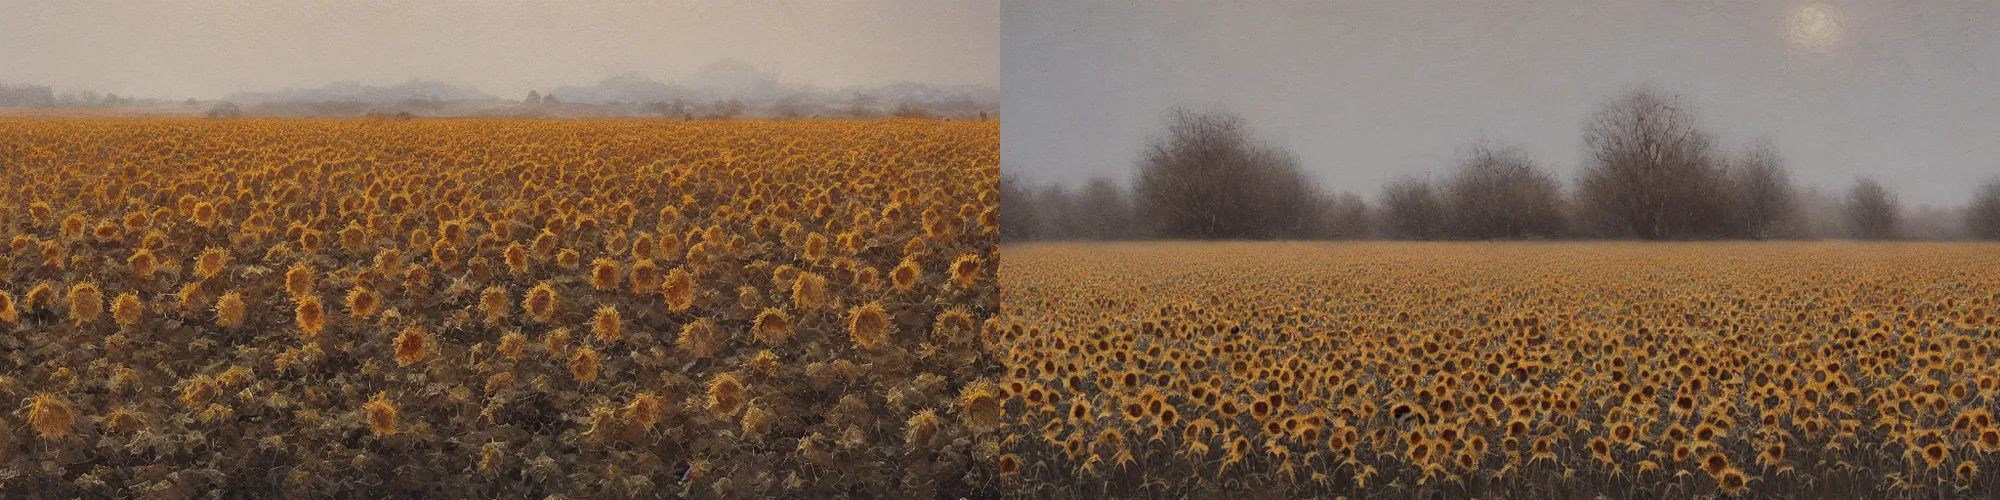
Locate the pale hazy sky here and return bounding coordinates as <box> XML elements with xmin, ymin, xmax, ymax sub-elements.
<box><xmin>1004</xmin><ymin>1</ymin><xmax>1999</xmax><ymax>206</ymax></box>
<box><xmin>1</xmin><ymin>0</ymin><xmax>997</xmax><ymax>99</ymax></box>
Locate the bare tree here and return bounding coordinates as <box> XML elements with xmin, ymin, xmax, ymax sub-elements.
<box><xmin>846</xmin><ymin>93</ymin><xmax>879</xmax><ymax>118</ymax></box>
<box><xmin>1076</xmin><ymin>177</ymin><xmax>1134</xmax><ymax>240</ymax></box>
<box><xmin>1319</xmin><ymin>192</ymin><xmax>1372</xmax><ymax>240</ymax></box>
<box><xmin>772</xmin><ymin>95</ymin><xmax>811</xmax><ymax>119</ymax></box>
<box><xmin>1843</xmin><ymin>177</ymin><xmax>1899</xmax><ymax>240</ymax></box>
<box><xmin>1966</xmin><ymin>177</ymin><xmax>2000</xmax><ymax>240</ymax></box>
<box><xmin>998</xmin><ymin>173</ymin><xmax>1039</xmax><ymax>242</ymax></box>
<box><xmin>1444</xmin><ymin>142</ymin><xmax>1565</xmax><ymax>239</ymax></box>
<box><xmin>1902</xmin><ymin>204</ymin><xmax>1964</xmax><ymax>241</ymax></box>
<box><xmin>706</xmin><ymin>99</ymin><xmax>744</xmax><ymax>119</ymax></box>
<box><xmin>1380</xmin><ymin>175</ymin><xmax>1447</xmax><ymax>240</ymax></box>
<box><xmin>1575</xmin><ymin>87</ymin><xmax>1728</xmax><ymax>239</ymax></box>
<box><xmin>205</xmin><ymin>102</ymin><xmax>243</xmax><ymax>119</ymax></box>
<box><xmin>1727</xmin><ymin>138</ymin><xmax>1797</xmax><ymax>239</ymax></box>
<box><xmin>890</xmin><ymin>104</ymin><xmax>937</xmax><ymax>120</ymax></box>
<box><xmin>1035</xmin><ymin>182</ymin><xmax>1082</xmax><ymax>240</ymax></box>
<box><xmin>0</xmin><ymin>84</ymin><xmax>57</xmax><ymax>107</ymax></box>
<box><xmin>1133</xmin><ymin>107</ymin><xmax>1321</xmax><ymax>240</ymax></box>
<box><xmin>647</xmin><ymin>100</ymin><xmax>689</xmax><ymax>118</ymax></box>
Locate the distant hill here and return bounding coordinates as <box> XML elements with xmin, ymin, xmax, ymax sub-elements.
<box><xmin>4</xmin><ymin>59</ymin><xmax>996</xmax><ymax>119</ymax></box>
<box><xmin>223</xmin><ymin>78</ymin><xmax>499</xmax><ymax>106</ymax></box>
<box><xmin>546</xmin><ymin>59</ymin><xmax>998</xmax><ymax>110</ymax></box>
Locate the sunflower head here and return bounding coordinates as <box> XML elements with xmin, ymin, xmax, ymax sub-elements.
<box><xmin>906</xmin><ymin>409</ymin><xmax>943</xmax><ymax>447</ymax></box>
<box><xmin>948</xmin><ymin>253</ymin><xmax>982</xmax><ymax>289</ymax></box>
<box><xmin>111</xmin><ymin>292</ymin><xmax>143</xmax><ymax>329</ymax></box>
<box><xmin>215</xmin><ymin>292</ymin><xmax>247</xmax><ymax>328</ymax></box>
<box><xmin>523</xmin><ymin>281</ymin><xmax>558</xmax><ymax>323</ymax></box>
<box><xmin>791</xmin><ymin>272</ymin><xmax>829</xmax><ymax>311</ymax></box>
<box><xmin>591</xmin><ymin>306</ymin><xmax>622</xmax><ymax>343</ymax></box>
<box><xmin>662</xmin><ymin>267</ymin><xmax>696</xmax><ymax>312</ymax></box>
<box><xmin>363</xmin><ymin>392</ymin><xmax>397</xmax><ymax>436</ymax></box>
<box><xmin>961</xmin><ymin>384</ymin><xmax>1005</xmax><ymax>432</ymax></box>
<box><xmin>847</xmin><ymin>301</ymin><xmax>892</xmax><ymax>351</ymax></box>
<box><xmin>707</xmin><ymin>372</ymin><xmax>747</xmax><ymax>417</ymax></box>
<box><xmin>294</xmin><ymin>296</ymin><xmax>326</xmax><ymax>339</ymax></box>
<box><xmin>394</xmin><ymin>325</ymin><xmax>429</xmax><ymax>367</ymax></box>
<box><xmin>589</xmin><ymin>259</ymin><xmax>621</xmax><ymax>291</ymax></box>
<box><xmin>569</xmin><ymin>346</ymin><xmax>600</xmax><ymax>384</ymax></box>
<box><xmin>347</xmin><ymin>286</ymin><xmax>382</xmax><ymax>319</ymax></box>
<box><xmin>26</xmin><ymin>392</ymin><xmax>76</xmax><ymax>439</ymax></box>
<box><xmin>0</xmin><ymin>291</ymin><xmax>16</xmax><ymax>324</ymax></box>
<box><xmin>128</xmin><ymin>249</ymin><xmax>160</xmax><ymax>279</ymax></box>
<box><xmin>284</xmin><ymin>263</ymin><xmax>315</xmax><ymax>299</ymax></box>
<box><xmin>629</xmin><ymin>259</ymin><xmax>663</xmax><ymax>295</ymax></box>
<box><xmin>753</xmin><ymin>308</ymin><xmax>793</xmax><ymax>346</ymax></box>
<box><xmin>678</xmin><ymin>318</ymin><xmax>727</xmax><ymax>359</ymax></box>
<box><xmin>67</xmin><ymin>281</ymin><xmax>104</xmax><ymax>325</ymax></box>
<box><xmin>1716</xmin><ymin>467</ymin><xmax>1748</xmax><ymax>494</ymax></box>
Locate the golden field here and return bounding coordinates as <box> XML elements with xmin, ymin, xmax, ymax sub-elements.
<box><xmin>996</xmin><ymin>242</ymin><xmax>2000</xmax><ymax>499</ymax></box>
<box><xmin>0</xmin><ymin>118</ymin><xmax>1001</xmax><ymax>498</ymax></box>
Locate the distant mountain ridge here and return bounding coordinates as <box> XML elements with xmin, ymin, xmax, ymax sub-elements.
<box><xmin>547</xmin><ymin>59</ymin><xmax>996</xmax><ymax>109</ymax></box>
<box><xmin>224</xmin><ymin>78</ymin><xmax>499</xmax><ymax>105</ymax></box>
<box><xmin>216</xmin><ymin>59</ymin><xmax>996</xmax><ymax>110</ymax></box>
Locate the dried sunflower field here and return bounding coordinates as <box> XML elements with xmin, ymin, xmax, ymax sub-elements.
<box><xmin>996</xmin><ymin>242</ymin><xmax>2000</xmax><ymax>499</ymax></box>
<box><xmin>0</xmin><ymin>118</ymin><xmax>1002</xmax><ymax>498</ymax></box>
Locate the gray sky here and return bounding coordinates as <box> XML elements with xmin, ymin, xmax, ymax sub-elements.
<box><xmin>1004</xmin><ymin>0</ymin><xmax>1999</xmax><ymax>206</ymax></box>
<box><xmin>1</xmin><ymin>0</ymin><xmax>997</xmax><ymax>100</ymax></box>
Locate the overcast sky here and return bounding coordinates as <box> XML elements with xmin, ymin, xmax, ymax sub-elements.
<box><xmin>1004</xmin><ymin>0</ymin><xmax>1999</xmax><ymax>206</ymax></box>
<box><xmin>0</xmin><ymin>0</ymin><xmax>997</xmax><ymax>100</ymax></box>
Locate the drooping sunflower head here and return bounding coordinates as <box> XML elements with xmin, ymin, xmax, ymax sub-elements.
<box><xmin>67</xmin><ymin>281</ymin><xmax>103</xmax><ymax>325</ymax></box>
<box><xmin>346</xmin><ymin>285</ymin><xmax>382</xmax><ymax>319</ymax></box>
<box><xmin>480</xmin><ymin>286</ymin><xmax>512</xmax><ymax>324</ymax></box>
<box><xmin>555</xmin><ymin>248</ymin><xmax>581</xmax><ymax>270</ymax></box>
<box><xmin>589</xmin><ymin>259</ymin><xmax>621</xmax><ymax>291</ymax></box>
<box><xmin>363</xmin><ymin>391</ymin><xmax>397</xmax><ymax>436</ymax></box>
<box><xmin>961</xmin><ymin>384</ymin><xmax>1006</xmax><ymax>432</ymax></box>
<box><xmin>393</xmin><ymin>325</ymin><xmax>429</xmax><ymax>367</ymax></box>
<box><xmin>0</xmin><ymin>290</ymin><xmax>16</xmax><ymax>324</ymax></box>
<box><xmin>847</xmin><ymin>301</ymin><xmax>892</xmax><ymax>351</ymax></box>
<box><xmin>215</xmin><ymin>292</ymin><xmax>247</xmax><ymax>329</ymax></box>
<box><xmin>791</xmin><ymin>272</ymin><xmax>829</xmax><ymax>311</ymax></box>
<box><xmin>948</xmin><ymin>253</ymin><xmax>982</xmax><ymax>289</ymax></box>
<box><xmin>504</xmin><ymin>242</ymin><xmax>529</xmax><ymax>274</ymax></box>
<box><xmin>906</xmin><ymin>409</ymin><xmax>942</xmax><ymax>447</ymax></box>
<box><xmin>662</xmin><ymin>267</ymin><xmax>696</xmax><ymax>312</ymax></box>
<box><xmin>1702</xmin><ymin>451</ymin><xmax>1730</xmax><ymax>477</ymax></box>
<box><xmin>1716</xmin><ymin>467</ymin><xmax>1748</xmax><ymax>493</ymax></box>
<box><xmin>891</xmin><ymin>258</ymin><xmax>922</xmax><ymax>293</ymax></box>
<box><xmin>523</xmin><ymin>281</ymin><xmax>558</xmax><ymax>323</ymax></box>
<box><xmin>590</xmin><ymin>305</ymin><xmax>623</xmax><ymax>344</ymax></box>
<box><xmin>26</xmin><ymin>392</ymin><xmax>76</xmax><ymax>439</ymax></box>
<box><xmin>111</xmin><ymin>292</ymin><xmax>144</xmax><ymax>329</ymax></box>
<box><xmin>678</xmin><ymin>318</ymin><xmax>727</xmax><ymax>359</ymax></box>
<box><xmin>629</xmin><ymin>259</ymin><xmax>663</xmax><ymax>295</ymax></box>
<box><xmin>802</xmin><ymin>232</ymin><xmax>829</xmax><ymax>262</ymax></box>
<box><xmin>127</xmin><ymin>249</ymin><xmax>160</xmax><ymax>279</ymax></box>
<box><xmin>284</xmin><ymin>263</ymin><xmax>314</xmax><ymax>299</ymax></box>
<box><xmin>569</xmin><ymin>346</ymin><xmax>600</xmax><ymax>384</ymax></box>
<box><xmin>707</xmin><ymin>372</ymin><xmax>747</xmax><ymax>418</ymax></box>
<box><xmin>294</xmin><ymin>296</ymin><xmax>326</xmax><ymax>339</ymax></box>
<box><xmin>753</xmin><ymin>308</ymin><xmax>793</xmax><ymax>347</ymax></box>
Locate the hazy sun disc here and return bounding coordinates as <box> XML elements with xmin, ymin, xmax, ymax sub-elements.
<box><xmin>1789</xmin><ymin>5</ymin><xmax>1844</xmax><ymax>52</ymax></box>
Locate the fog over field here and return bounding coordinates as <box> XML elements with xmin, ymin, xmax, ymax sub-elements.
<box><xmin>1003</xmin><ymin>1</ymin><xmax>1998</xmax><ymax>216</ymax></box>
<box><xmin>0</xmin><ymin>0</ymin><xmax>997</xmax><ymax>116</ymax></box>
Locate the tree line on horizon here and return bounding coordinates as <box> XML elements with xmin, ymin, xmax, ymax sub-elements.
<box><xmin>1001</xmin><ymin>86</ymin><xmax>2000</xmax><ymax>242</ymax></box>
